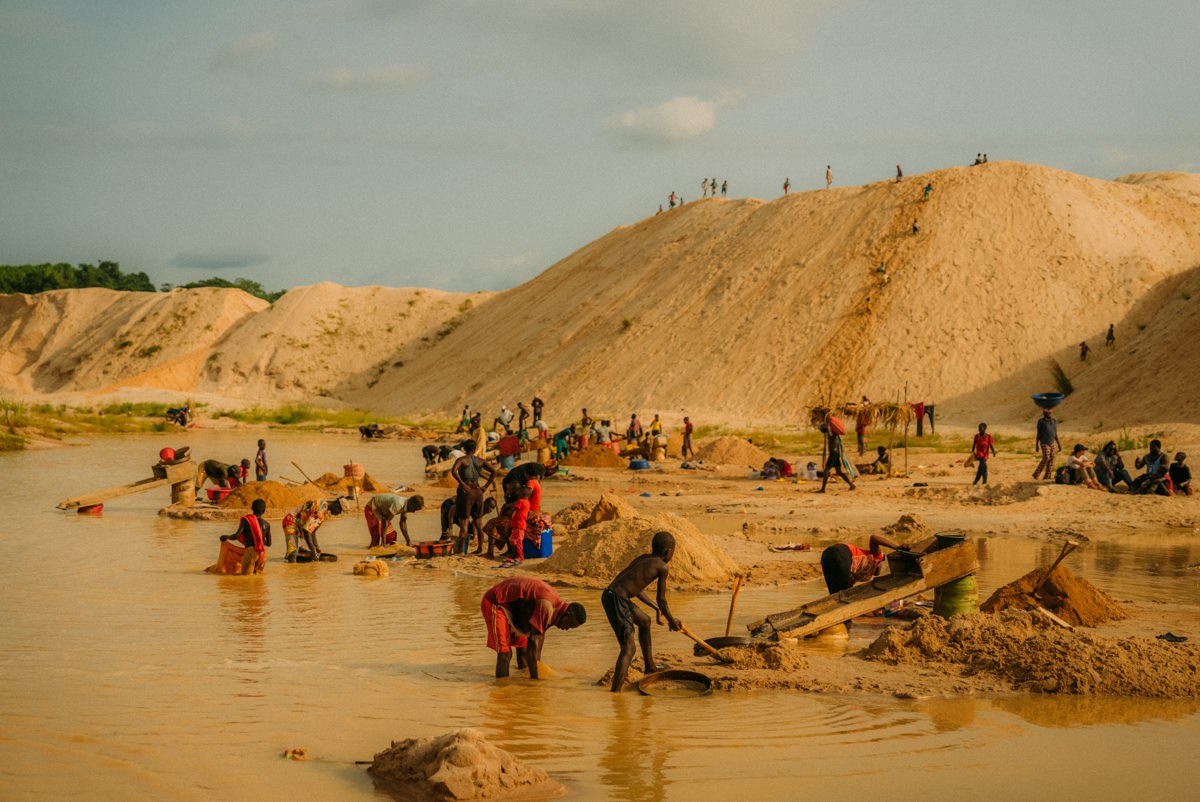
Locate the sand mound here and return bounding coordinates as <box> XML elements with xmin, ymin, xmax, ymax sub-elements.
<box><xmin>862</xmin><ymin>610</ymin><xmax>1200</xmax><ymax>697</ymax></box>
<box><xmin>312</xmin><ymin>471</ymin><xmax>387</xmax><ymax>493</ymax></box>
<box><xmin>218</xmin><ymin>481</ymin><xmax>324</xmax><ymax>510</ymax></box>
<box><xmin>881</xmin><ymin>513</ymin><xmax>932</xmax><ymax>541</ymax></box>
<box><xmin>981</xmin><ymin>565</ymin><xmax>1126</xmax><ymax>627</ymax></box>
<box><xmin>430</xmin><ymin>472</ymin><xmax>459</xmax><ymax>488</ymax></box>
<box><xmin>693</xmin><ymin>437</ymin><xmax>770</xmax><ymax>466</ymax></box>
<box><xmin>550</xmin><ymin>501</ymin><xmax>592</xmax><ymax>530</ymax></box>
<box><xmin>368</xmin><ymin>729</ymin><xmax>558</xmax><ymax>801</ymax></box>
<box><xmin>536</xmin><ymin>512</ymin><xmax>738</xmax><ymax>588</ymax></box>
<box><xmin>561</xmin><ymin>446</ymin><xmax>626</xmax><ymax>468</ymax></box>
<box><xmin>718</xmin><ymin>642</ymin><xmax>807</xmax><ymax>672</ymax></box>
<box><xmin>581</xmin><ymin>493</ymin><xmax>636</xmax><ymax>529</ymax></box>
<box><xmin>354</xmin><ymin>560</ymin><xmax>389</xmax><ymax>577</ymax></box>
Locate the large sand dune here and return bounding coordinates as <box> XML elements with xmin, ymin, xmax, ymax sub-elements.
<box><xmin>2</xmin><ymin>162</ymin><xmax>1197</xmax><ymax>424</ymax></box>
<box><xmin>362</xmin><ymin>161</ymin><xmax>1200</xmax><ymax>424</ymax></box>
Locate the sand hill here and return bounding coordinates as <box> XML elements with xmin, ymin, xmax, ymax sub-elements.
<box><xmin>0</xmin><ymin>283</ymin><xmax>484</xmax><ymax>404</ymax></box>
<box><xmin>3</xmin><ymin>162</ymin><xmax>1198</xmax><ymax>425</ymax></box>
<box><xmin>360</xmin><ymin>161</ymin><xmax>1200</xmax><ymax>424</ymax></box>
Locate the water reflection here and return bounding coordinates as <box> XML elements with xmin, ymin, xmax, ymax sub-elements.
<box><xmin>216</xmin><ymin>576</ymin><xmax>269</xmax><ymax>667</ymax></box>
<box><xmin>599</xmin><ymin>694</ymin><xmax>667</xmax><ymax>802</ymax></box>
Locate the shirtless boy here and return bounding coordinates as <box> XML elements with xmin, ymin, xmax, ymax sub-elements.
<box><xmin>601</xmin><ymin>531</ymin><xmax>681</xmax><ymax>692</ymax></box>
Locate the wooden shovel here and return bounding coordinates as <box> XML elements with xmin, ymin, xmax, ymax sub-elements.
<box><xmin>1032</xmin><ymin>539</ymin><xmax>1080</xmax><ymax>597</ymax></box>
<box><xmin>724</xmin><ymin>574</ymin><xmax>744</xmax><ymax>637</ymax></box>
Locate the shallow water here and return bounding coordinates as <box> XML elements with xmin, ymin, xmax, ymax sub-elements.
<box><xmin>2</xmin><ymin>432</ymin><xmax>1199</xmax><ymax>800</ymax></box>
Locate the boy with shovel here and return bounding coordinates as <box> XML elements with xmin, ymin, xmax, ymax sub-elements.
<box><xmin>601</xmin><ymin>531</ymin><xmax>682</xmax><ymax>692</ymax></box>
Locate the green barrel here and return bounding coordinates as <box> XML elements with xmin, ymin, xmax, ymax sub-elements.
<box><xmin>933</xmin><ymin>574</ymin><xmax>978</xmax><ymax>618</ymax></box>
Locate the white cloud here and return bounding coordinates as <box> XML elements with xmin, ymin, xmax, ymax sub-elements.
<box><xmin>305</xmin><ymin>63</ymin><xmax>430</xmax><ymax>92</ymax></box>
<box><xmin>609</xmin><ymin>96</ymin><xmax>723</xmax><ymax>147</ymax></box>
<box><xmin>212</xmin><ymin>32</ymin><xmax>281</xmax><ymax>73</ymax></box>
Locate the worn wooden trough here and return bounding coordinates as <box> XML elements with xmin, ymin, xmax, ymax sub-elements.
<box><xmin>749</xmin><ymin>535</ymin><xmax>978</xmax><ymax>640</ymax></box>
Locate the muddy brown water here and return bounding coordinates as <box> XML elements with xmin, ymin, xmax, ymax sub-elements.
<box><xmin>2</xmin><ymin>432</ymin><xmax>1199</xmax><ymax>800</ymax></box>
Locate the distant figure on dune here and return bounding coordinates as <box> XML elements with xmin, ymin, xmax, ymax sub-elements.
<box><xmin>983</xmin><ymin>154</ymin><xmax>988</xmax><ymax>163</ymax></box>
<box><xmin>1079</xmin><ymin>340</ymin><xmax>1090</xmax><ymax>362</ymax></box>
<box><xmin>826</xmin><ymin>165</ymin><xmax>832</xmax><ymax>189</ymax></box>
<box><xmin>721</xmin><ymin>180</ymin><xmax>727</xmax><ymax>196</ymax></box>
<box><xmin>974</xmin><ymin>153</ymin><xmax>982</xmax><ymax>165</ymax></box>
<box><xmin>702</xmin><ymin>178</ymin><xmax>708</xmax><ymax>197</ymax></box>
<box><xmin>924</xmin><ymin>182</ymin><xmax>932</xmax><ymax>201</ymax></box>
<box><xmin>896</xmin><ymin>165</ymin><xmax>903</xmax><ymax>183</ymax></box>
<box><xmin>711</xmin><ymin>177</ymin><xmax>717</xmax><ymax>196</ymax></box>
<box><xmin>912</xmin><ymin>219</ymin><xmax>919</xmax><ymax>235</ymax></box>
<box><xmin>783</xmin><ymin>177</ymin><xmax>790</xmax><ymax>195</ymax></box>
<box><xmin>1106</xmin><ymin>323</ymin><xmax>1115</xmax><ymax>347</ymax></box>
<box><xmin>669</xmin><ymin>191</ymin><xmax>676</xmax><ymax>209</ymax></box>
<box><xmin>657</xmin><ymin>204</ymin><xmax>662</xmax><ymax>214</ymax></box>
<box><xmin>682</xmin><ymin>416</ymin><xmax>695</xmax><ymax>459</ymax></box>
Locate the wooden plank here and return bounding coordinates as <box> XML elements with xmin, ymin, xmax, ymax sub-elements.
<box><xmin>917</xmin><ymin>541</ymin><xmax>978</xmax><ymax>587</ymax></box>
<box><xmin>57</xmin><ymin>476</ymin><xmax>168</xmax><ymax>510</ymax></box>
<box><xmin>749</xmin><ymin>574</ymin><xmax>927</xmax><ymax>639</ymax></box>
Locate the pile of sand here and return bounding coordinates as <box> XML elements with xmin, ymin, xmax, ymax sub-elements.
<box><xmin>550</xmin><ymin>500</ymin><xmax>592</xmax><ymax>530</ymax></box>
<box><xmin>368</xmin><ymin>729</ymin><xmax>559</xmax><ymax>801</ymax></box>
<box><xmin>536</xmin><ymin>512</ymin><xmax>738</xmax><ymax>589</ymax></box>
<box><xmin>862</xmin><ymin>610</ymin><xmax>1200</xmax><ymax>697</ymax></box>
<box><xmin>312</xmin><ymin>471</ymin><xmax>386</xmax><ymax>493</ymax></box>
<box><xmin>218</xmin><ymin>481</ymin><xmax>324</xmax><ymax>510</ymax></box>
<box><xmin>694</xmin><ymin>437</ymin><xmax>769</xmax><ymax>466</ymax></box>
<box><xmin>561</xmin><ymin>446</ymin><xmax>626</xmax><ymax>468</ymax></box>
<box><xmin>430</xmin><ymin>472</ymin><xmax>459</xmax><ymax>488</ymax></box>
<box><xmin>581</xmin><ymin>493</ymin><xmax>636</xmax><ymax>528</ymax></box>
<box><xmin>981</xmin><ymin>564</ymin><xmax>1126</xmax><ymax>626</ymax></box>
<box><xmin>718</xmin><ymin>642</ymin><xmax>807</xmax><ymax>672</ymax></box>
<box><xmin>881</xmin><ymin>513</ymin><xmax>932</xmax><ymax>541</ymax></box>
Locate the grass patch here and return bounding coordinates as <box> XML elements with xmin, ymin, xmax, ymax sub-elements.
<box><xmin>1048</xmin><ymin>359</ymin><xmax>1073</xmax><ymax>396</ymax></box>
<box><xmin>137</xmin><ymin>344</ymin><xmax>163</xmax><ymax>358</ymax></box>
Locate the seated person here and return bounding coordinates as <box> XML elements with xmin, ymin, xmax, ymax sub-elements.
<box><xmin>1132</xmin><ymin>440</ymin><xmax>1172</xmax><ymax>495</ymax></box>
<box><xmin>1066</xmin><ymin>444</ymin><xmax>1102</xmax><ymax>490</ymax></box>
<box><xmin>870</xmin><ymin>447</ymin><xmax>890</xmax><ymax>474</ymax></box>
<box><xmin>1094</xmin><ymin>441</ymin><xmax>1134</xmax><ymax>491</ymax></box>
<box><xmin>1169</xmin><ymin>452</ymin><xmax>1191</xmax><ymax>496</ymax></box>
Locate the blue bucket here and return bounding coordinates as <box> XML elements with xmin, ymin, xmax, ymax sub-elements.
<box><xmin>1032</xmin><ymin>392</ymin><xmax>1065</xmax><ymax>409</ymax></box>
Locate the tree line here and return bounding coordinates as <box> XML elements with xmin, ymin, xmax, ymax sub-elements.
<box><xmin>0</xmin><ymin>262</ymin><xmax>284</xmax><ymax>302</ymax></box>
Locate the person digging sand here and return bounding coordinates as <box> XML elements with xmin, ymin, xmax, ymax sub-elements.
<box><xmin>602</xmin><ymin>531</ymin><xmax>682</xmax><ymax>692</ymax></box>
<box><xmin>480</xmin><ymin>576</ymin><xmax>585</xmax><ymax>680</ymax></box>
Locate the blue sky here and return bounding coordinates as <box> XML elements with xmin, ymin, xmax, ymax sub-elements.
<box><xmin>1</xmin><ymin>1</ymin><xmax>1196</xmax><ymax>292</ymax></box>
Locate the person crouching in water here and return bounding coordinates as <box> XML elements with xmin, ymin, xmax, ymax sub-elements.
<box><xmin>820</xmin><ymin>534</ymin><xmax>909</xmax><ymax>595</ymax></box>
<box><xmin>219</xmin><ymin>498</ymin><xmax>272</xmax><ymax>574</ymax></box>
<box><xmin>364</xmin><ymin>493</ymin><xmax>424</xmax><ymax>547</ymax></box>
<box><xmin>602</xmin><ymin>531</ymin><xmax>682</xmax><ymax>692</ymax></box>
<box><xmin>283</xmin><ymin>498</ymin><xmax>335</xmax><ymax>562</ymax></box>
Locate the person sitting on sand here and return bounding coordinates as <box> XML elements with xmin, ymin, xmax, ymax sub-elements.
<box><xmin>482</xmin><ymin>499</ymin><xmax>515</xmax><ymax>560</ymax></box>
<box><xmin>602</xmin><ymin>531</ymin><xmax>682</xmax><ymax>692</ymax></box>
<box><xmin>870</xmin><ymin>446</ymin><xmax>891</xmax><ymax>475</ymax></box>
<box><xmin>283</xmin><ymin>498</ymin><xmax>329</xmax><ymax>562</ymax></box>
<box><xmin>1169</xmin><ymin>452</ymin><xmax>1191</xmax><ymax>496</ymax></box>
<box><xmin>1132</xmin><ymin>439</ymin><xmax>1171</xmax><ymax>495</ymax></box>
<box><xmin>219</xmin><ymin>498</ymin><xmax>272</xmax><ymax>574</ymax></box>
<box><xmin>972</xmin><ymin>423</ymin><xmax>996</xmax><ymax>486</ymax></box>
<box><xmin>819</xmin><ymin>423</ymin><xmax>856</xmax><ymax>493</ymax></box>
<box><xmin>820</xmin><ymin>534</ymin><xmax>908</xmax><ymax>595</ymax></box>
<box><xmin>481</xmin><ymin>576</ymin><xmax>585</xmax><ymax>679</ymax></box>
<box><xmin>195</xmin><ymin>459</ymin><xmax>239</xmax><ymax>494</ymax></box>
<box><xmin>364</xmin><ymin>493</ymin><xmax>424</xmax><ymax>547</ymax></box>
<box><xmin>1094</xmin><ymin>441</ymin><xmax>1133</xmax><ymax>491</ymax></box>
<box><xmin>1066</xmin><ymin>444</ymin><xmax>1103</xmax><ymax>489</ymax></box>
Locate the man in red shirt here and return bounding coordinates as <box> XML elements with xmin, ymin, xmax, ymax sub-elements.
<box><xmin>972</xmin><ymin>422</ymin><xmax>997</xmax><ymax>485</ymax></box>
<box><xmin>682</xmin><ymin>416</ymin><xmax>695</xmax><ymax>459</ymax></box>
<box><xmin>481</xmin><ymin>576</ymin><xmax>586</xmax><ymax>679</ymax></box>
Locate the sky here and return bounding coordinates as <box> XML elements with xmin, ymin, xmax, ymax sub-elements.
<box><xmin>1</xmin><ymin>1</ymin><xmax>1197</xmax><ymax>293</ymax></box>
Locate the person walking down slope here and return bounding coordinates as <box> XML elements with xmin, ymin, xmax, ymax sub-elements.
<box><xmin>1080</xmin><ymin>341</ymin><xmax>1090</xmax><ymax>362</ymax></box>
<box><xmin>1106</xmin><ymin>324</ymin><xmax>1115</xmax><ymax>347</ymax></box>
<box><xmin>924</xmin><ymin>182</ymin><xmax>932</xmax><ymax>201</ymax></box>
<box><xmin>1032</xmin><ymin>409</ymin><xmax>1062</xmax><ymax>481</ymax></box>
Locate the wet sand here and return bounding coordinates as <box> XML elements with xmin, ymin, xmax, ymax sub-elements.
<box><xmin>3</xmin><ymin>431</ymin><xmax>1200</xmax><ymax>800</ymax></box>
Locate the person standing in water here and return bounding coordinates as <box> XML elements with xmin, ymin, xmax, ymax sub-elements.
<box><xmin>452</xmin><ymin>439</ymin><xmax>496</xmax><ymax>552</ymax></box>
<box><xmin>254</xmin><ymin>439</ymin><xmax>268</xmax><ymax>482</ymax></box>
<box><xmin>602</xmin><ymin>531</ymin><xmax>681</xmax><ymax>692</ymax></box>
